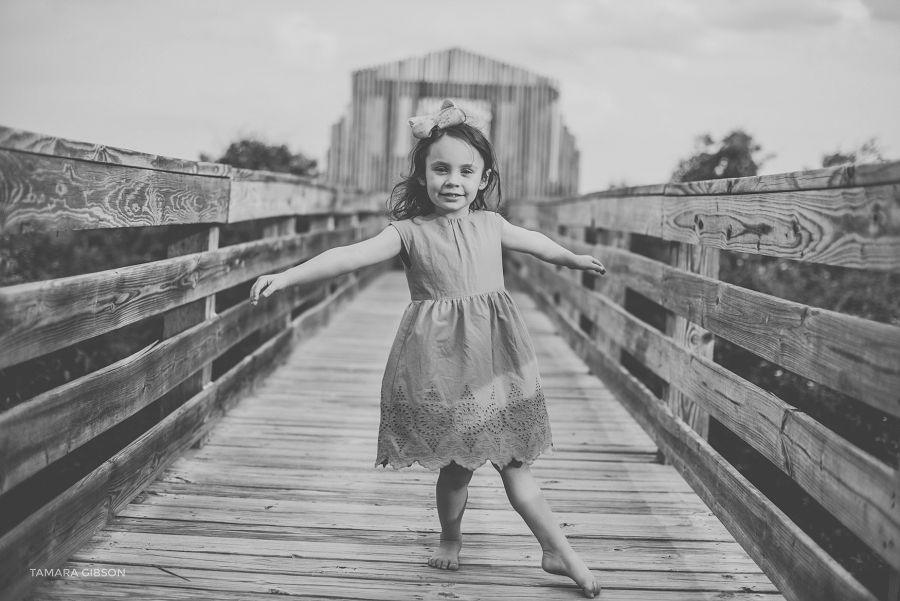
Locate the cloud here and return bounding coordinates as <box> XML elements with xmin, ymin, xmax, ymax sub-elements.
<box><xmin>274</xmin><ymin>12</ymin><xmax>336</xmax><ymax>68</ymax></box>
<box><xmin>860</xmin><ymin>0</ymin><xmax>900</xmax><ymax>21</ymax></box>
<box><xmin>703</xmin><ymin>0</ymin><xmax>866</xmax><ymax>32</ymax></box>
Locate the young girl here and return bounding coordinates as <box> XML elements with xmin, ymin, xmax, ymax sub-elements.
<box><xmin>250</xmin><ymin>100</ymin><xmax>606</xmax><ymax>598</ymax></box>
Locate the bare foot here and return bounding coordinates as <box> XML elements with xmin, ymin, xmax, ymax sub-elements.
<box><xmin>542</xmin><ymin>548</ymin><xmax>601</xmax><ymax>598</ymax></box>
<box><xmin>427</xmin><ymin>538</ymin><xmax>462</xmax><ymax>571</ymax></box>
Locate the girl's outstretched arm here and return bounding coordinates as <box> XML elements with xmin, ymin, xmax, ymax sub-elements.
<box><xmin>498</xmin><ymin>214</ymin><xmax>606</xmax><ymax>274</ymax></box>
<box><xmin>250</xmin><ymin>225</ymin><xmax>402</xmax><ymax>305</ymax></box>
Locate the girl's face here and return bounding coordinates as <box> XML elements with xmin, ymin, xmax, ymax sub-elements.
<box><xmin>419</xmin><ymin>136</ymin><xmax>491</xmax><ymax>219</ymax></box>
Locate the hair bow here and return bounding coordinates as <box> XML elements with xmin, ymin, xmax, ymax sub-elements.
<box><xmin>408</xmin><ymin>99</ymin><xmax>466</xmax><ymax>139</ymax></box>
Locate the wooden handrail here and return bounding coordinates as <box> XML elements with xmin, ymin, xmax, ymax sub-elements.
<box><xmin>506</xmin><ymin>161</ymin><xmax>900</xmax><ymax>601</ymax></box>
<box><xmin>0</xmin><ymin>126</ymin><xmax>391</xmax><ymax>601</ymax></box>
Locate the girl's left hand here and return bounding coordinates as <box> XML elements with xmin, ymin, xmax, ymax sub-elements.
<box><xmin>571</xmin><ymin>254</ymin><xmax>606</xmax><ymax>275</ymax></box>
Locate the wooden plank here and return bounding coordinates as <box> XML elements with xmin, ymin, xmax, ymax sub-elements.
<box><xmin>162</xmin><ymin>460</ymin><xmax>697</xmax><ymax>491</ymax></box>
<box><xmin>0</xmin><ymin>269</ymin><xmax>329</xmax><ymax>495</ymax></box>
<box><xmin>666</xmin><ymin>160</ymin><xmax>900</xmax><ymax>196</ymax></box>
<box><xmin>146</xmin><ymin>480</ymin><xmax>707</xmax><ymax>515</ymax></box>
<box><xmin>0</xmin><ymin>125</ymin><xmax>229</xmax><ymax>177</ymax></box>
<box><xmin>227</xmin><ymin>168</ymin><xmax>335</xmax><ymax>223</ymax></box>
<box><xmin>80</xmin><ymin>529</ymin><xmax>766</xmax><ymax>573</ymax></box>
<box><xmin>117</xmin><ymin>494</ymin><xmax>736</xmax><ymax>542</ymax></box>
<box><xmin>508</xmin><ymin>266</ymin><xmax>877</xmax><ymax>601</ymax></box>
<box><xmin>543</xmin><ymin>231</ymin><xmax>900</xmax><ymax>419</ymax></box>
<box><xmin>663</xmin><ymin>241</ymin><xmax>717</xmax><ymax>439</ymax></box>
<box><xmin>660</xmin><ymin>184</ymin><xmax>900</xmax><ymax>270</ymax></box>
<box><xmin>546</xmin><ymin>182</ymin><xmax>900</xmax><ymax>270</ymax></box>
<box><xmin>556</xmin><ymin>195</ymin><xmax>665</xmax><ymax>238</ymax></box>
<box><xmin>58</xmin><ymin>548</ymin><xmax>779</xmax><ymax>592</ymax></box>
<box><xmin>31</xmin><ymin>569</ymin><xmax>782</xmax><ymax>601</ymax></box>
<box><xmin>0</xmin><ymin>262</ymin><xmax>388</xmax><ymax>601</ymax></box>
<box><xmin>0</xmin><ymin>225</ymin><xmax>369</xmax><ymax>369</ymax></box>
<box><xmin>0</xmin><ymin>148</ymin><xmax>230</xmax><ymax>234</ymax></box>
<box><xmin>518</xmin><ymin>253</ymin><xmax>900</xmax><ymax>569</ymax></box>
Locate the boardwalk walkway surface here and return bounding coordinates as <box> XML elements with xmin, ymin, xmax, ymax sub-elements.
<box><xmin>29</xmin><ymin>269</ymin><xmax>783</xmax><ymax>601</ymax></box>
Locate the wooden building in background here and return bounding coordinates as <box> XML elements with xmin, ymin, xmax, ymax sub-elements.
<box><xmin>326</xmin><ymin>48</ymin><xmax>579</xmax><ymax>200</ymax></box>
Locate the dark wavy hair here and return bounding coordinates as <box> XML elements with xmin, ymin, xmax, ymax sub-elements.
<box><xmin>386</xmin><ymin>122</ymin><xmax>503</xmax><ymax>221</ymax></box>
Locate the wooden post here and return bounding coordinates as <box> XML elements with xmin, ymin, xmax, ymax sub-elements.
<box><xmin>158</xmin><ymin>224</ymin><xmax>219</xmax><ymax>448</ymax></box>
<box><xmin>258</xmin><ymin>217</ymin><xmax>297</xmax><ymax>342</ymax></box>
<box><xmin>309</xmin><ymin>214</ymin><xmax>336</xmax><ymax>233</ymax></box>
<box><xmin>663</xmin><ymin>242</ymin><xmax>719</xmax><ymax>439</ymax></box>
<box><xmin>591</xmin><ymin>226</ymin><xmax>630</xmax><ymax>361</ymax></box>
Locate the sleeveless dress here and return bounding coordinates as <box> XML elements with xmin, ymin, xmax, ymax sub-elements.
<box><xmin>375</xmin><ymin>209</ymin><xmax>554</xmax><ymax>471</ymax></box>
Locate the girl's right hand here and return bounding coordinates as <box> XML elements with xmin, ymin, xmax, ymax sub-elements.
<box><xmin>250</xmin><ymin>274</ymin><xmax>286</xmax><ymax>306</ymax></box>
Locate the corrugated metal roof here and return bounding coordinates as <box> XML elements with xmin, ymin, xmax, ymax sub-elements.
<box><xmin>354</xmin><ymin>47</ymin><xmax>559</xmax><ymax>90</ymax></box>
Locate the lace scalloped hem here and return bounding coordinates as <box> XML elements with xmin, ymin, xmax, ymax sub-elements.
<box><xmin>374</xmin><ymin>442</ymin><xmax>555</xmax><ymax>472</ymax></box>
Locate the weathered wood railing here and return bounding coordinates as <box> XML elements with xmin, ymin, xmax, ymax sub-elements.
<box><xmin>0</xmin><ymin>126</ymin><xmax>389</xmax><ymax>600</ymax></box>
<box><xmin>504</xmin><ymin>162</ymin><xmax>900</xmax><ymax>601</ymax></box>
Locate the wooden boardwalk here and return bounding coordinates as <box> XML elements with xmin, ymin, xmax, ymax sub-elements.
<box><xmin>29</xmin><ymin>270</ymin><xmax>783</xmax><ymax>601</ymax></box>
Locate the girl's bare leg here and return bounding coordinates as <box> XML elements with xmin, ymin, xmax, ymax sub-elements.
<box><xmin>495</xmin><ymin>460</ymin><xmax>601</xmax><ymax>598</ymax></box>
<box><xmin>428</xmin><ymin>461</ymin><xmax>474</xmax><ymax>570</ymax></box>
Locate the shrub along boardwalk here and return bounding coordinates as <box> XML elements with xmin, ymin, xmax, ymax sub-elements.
<box><xmin>28</xmin><ymin>270</ymin><xmax>783</xmax><ymax>601</ymax></box>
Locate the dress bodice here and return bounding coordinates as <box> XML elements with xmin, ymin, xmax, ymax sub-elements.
<box><xmin>388</xmin><ymin>210</ymin><xmax>505</xmax><ymax>301</ymax></box>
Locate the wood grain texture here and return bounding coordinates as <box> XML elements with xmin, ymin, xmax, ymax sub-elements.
<box><xmin>82</xmin><ymin>529</ymin><xmax>764</xmax><ymax>572</ymax></box>
<box><xmin>227</xmin><ymin>168</ymin><xmax>336</xmax><ymax>223</ymax></box>
<box><xmin>545</xmin><ymin>232</ymin><xmax>900</xmax><ymax>419</ymax></box>
<box><xmin>546</xmin><ymin>183</ymin><xmax>900</xmax><ymax>270</ymax></box>
<box><xmin>557</xmin><ymin>195</ymin><xmax>666</xmax><ymax>238</ymax></box>
<box><xmin>24</xmin><ymin>269</ymin><xmax>780</xmax><ymax>601</ymax></box>
<box><xmin>0</xmin><ymin>272</ymin><xmax>330</xmax><ymax>496</ymax></box>
<box><xmin>660</xmin><ymin>184</ymin><xmax>900</xmax><ymax>270</ymax></box>
<box><xmin>666</xmin><ymin>160</ymin><xmax>900</xmax><ymax>196</ymax></box>
<box><xmin>0</xmin><ymin>149</ymin><xmax>230</xmax><ymax>234</ymax></box>
<box><xmin>664</xmin><ymin>242</ymin><xmax>717</xmax><ymax>439</ymax></box>
<box><xmin>0</xmin><ymin>261</ymin><xmax>388</xmax><ymax>601</ymax></box>
<box><xmin>26</xmin><ymin>579</ymin><xmax>783</xmax><ymax>601</ymax></box>
<box><xmin>508</xmin><ymin>264</ymin><xmax>876</xmax><ymax>601</ymax></box>
<box><xmin>0</xmin><ymin>225</ymin><xmax>367</xmax><ymax>369</ymax></box>
<box><xmin>516</xmin><ymin>253</ymin><xmax>900</xmax><ymax>571</ymax></box>
<box><xmin>0</xmin><ymin>125</ymin><xmax>229</xmax><ymax>177</ymax></box>
<box><xmin>157</xmin><ymin>225</ymin><xmax>219</xmax><ymax>425</ymax></box>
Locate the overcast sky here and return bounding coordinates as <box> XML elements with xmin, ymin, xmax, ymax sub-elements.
<box><xmin>1</xmin><ymin>0</ymin><xmax>898</xmax><ymax>192</ymax></box>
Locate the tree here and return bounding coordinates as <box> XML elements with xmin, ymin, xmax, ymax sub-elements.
<box><xmin>671</xmin><ymin>130</ymin><xmax>771</xmax><ymax>183</ymax></box>
<box><xmin>821</xmin><ymin>137</ymin><xmax>886</xmax><ymax>168</ymax></box>
<box><xmin>201</xmin><ymin>137</ymin><xmax>317</xmax><ymax>177</ymax></box>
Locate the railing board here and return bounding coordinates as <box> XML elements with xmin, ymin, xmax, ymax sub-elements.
<box><xmin>508</xmin><ymin>264</ymin><xmax>877</xmax><ymax>601</ymax></box>
<box><xmin>0</xmin><ymin>277</ymin><xmax>329</xmax><ymax>496</ymax></box>
<box><xmin>547</xmin><ymin>232</ymin><xmax>900</xmax><ymax>419</ymax></box>
<box><xmin>518</xmin><ymin>253</ymin><xmax>900</xmax><ymax>570</ymax></box>
<box><xmin>552</xmin><ymin>183</ymin><xmax>900</xmax><ymax>270</ymax></box>
<box><xmin>0</xmin><ymin>260</ymin><xmax>388</xmax><ymax>601</ymax></box>
<box><xmin>227</xmin><ymin>168</ymin><xmax>336</xmax><ymax>223</ymax></box>
<box><xmin>0</xmin><ymin>148</ymin><xmax>230</xmax><ymax>234</ymax></box>
<box><xmin>0</xmin><ymin>125</ymin><xmax>229</xmax><ymax>177</ymax></box>
<box><xmin>0</xmin><ymin>224</ymin><xmax>376</xmax><ymax>369</ymax></box>
<box><xmin>666</xmin><ymin>160</ymin><xmax>900</xmax><ymax>196</ymax></box>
